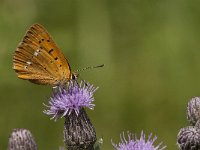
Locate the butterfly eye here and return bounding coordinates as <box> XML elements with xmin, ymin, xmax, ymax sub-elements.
<box><xmin>72</xmin><ymin>74</ymin><xmax>76</xmax><ymax>80</ymax></box>
<box><xmin>71</xmin><ymin>73</ymin><xmax>79</xmax><ymax>80</ymax></box>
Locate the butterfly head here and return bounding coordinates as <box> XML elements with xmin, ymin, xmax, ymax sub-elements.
<box><xmin>71</xmin><ymin>72</ymin><xmax>79</xmax><ymax>80</ymax></box>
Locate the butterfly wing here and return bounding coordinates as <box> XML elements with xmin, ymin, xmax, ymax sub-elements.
<box><xmin>13</xmin><ymin>24</ymin><xmax>71</xmax><ymax>85</ymax></box>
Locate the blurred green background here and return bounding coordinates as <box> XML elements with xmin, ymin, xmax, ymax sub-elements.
<box><xmin>1</xmin><ymin>0</ymin><xmax>200</xmax><ymax>149</ymax></box>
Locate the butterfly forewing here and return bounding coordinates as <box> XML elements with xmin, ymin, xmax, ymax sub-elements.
<box><xmin>13</xmin><ymin>24</ymin><xmax>71</xmax><ymax>85</ymax></box>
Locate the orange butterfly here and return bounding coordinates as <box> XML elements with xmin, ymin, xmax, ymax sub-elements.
<box><xmin>13</xmin><ymin>24</ymin><xmax>78</xmax><ymax>86</ymax></box>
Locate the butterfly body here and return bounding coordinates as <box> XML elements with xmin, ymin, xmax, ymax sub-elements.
<box><xmin>13</xmin><ymin>24</ymin><xmax>74</xmax><ymax>86</ymax></box>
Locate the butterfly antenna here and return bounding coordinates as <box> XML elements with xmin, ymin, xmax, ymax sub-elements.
<box><xmin>76</xmin><ymin>64</ymin><xmax>104</xmax><ymax>72</ymax></box>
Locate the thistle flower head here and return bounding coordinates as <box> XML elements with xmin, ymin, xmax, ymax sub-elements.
<box><xmin>8</xmin><ymin>128</ymin><xmax>37</xmax><ymax>150</ymax></box>
<box><xmin>44</xmin><ymin>81</ymin><xmax>98</xmax><ymax>121</ymax></box>
<box><xmin>177</xmin><ymin>126</ymin><xmax>200</xmax><ymax>150</ymax></box>
<box><xmin>112</xmin><ymin>131</ymin><xmax>166</xmax><ymax>150</ymax></box>
<box><xmin>187</xmin><ymin>97</ymin><xmax>200</xmax><ymax>126</ymax></box>
<box><xmin>64</xmin><ymin>108</ymin><xmax>97</xmax><ymax>150</ymax></box>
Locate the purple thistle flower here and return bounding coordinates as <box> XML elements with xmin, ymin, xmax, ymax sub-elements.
<box><xmin>44</xmin><ymin>81</ymin><xmax>98</xmax><ymax>121</ymax></box>
<box><xmin>177</xmin><ymin>126</ymin><xmax>200</xmax><ymax>150</ymax></box>
<box><xmin>112</xmin><ymin>131</ymin><xmax>166</xmax><ymax>150</ymax></box>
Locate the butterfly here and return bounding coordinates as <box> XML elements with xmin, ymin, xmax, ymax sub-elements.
<box><xmin>13</xmin><ymin>24</ymin><xmax>78</xmax><ymax>86</ymax></box>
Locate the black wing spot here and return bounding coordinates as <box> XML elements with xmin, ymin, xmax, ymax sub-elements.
<box><xmin>39</xmin><ymin>41</ymin><xmax>41</xmax><ymax>43</ymax></box>
<box><xmin>59</xmin><ymin>64</ymin><xmax>62</xmax><ymax>67</ymax></box>
<box><xmin>41</xmin><ymin>39</ymin><xmax>44</xmax><ymax>41</ymax></box>
<box><xmin>22</xmin><ymin>40</ymin><xmax>27</xmax><ymax>43</ymax></box>
<box><xmin>47</xmin><ymin>39</ymin><xmax>50</xmax><ymax>42</ymax></box>
<box><xmin>48</xmin><ymin>49</ymin><xmax>54</xmax><ymax>54</ymax></box>
<box><xmin>40</xmin><ymin>46</ymin><xmax>43</xmax><ymax>49</ymax></box>
<box><xmin>44</xmin><ymin>67</ymin><xmax>47</xmax><ymax>70</ymax></box>
<box><xmin>54</xmin><ymin>57</ymin><xmax>58</xmax><ymax>60</ymax></box>
<box><xmin>28</xmin><ymin>31</ymin><xmax>33</xmax><ymax>34</ymax></box>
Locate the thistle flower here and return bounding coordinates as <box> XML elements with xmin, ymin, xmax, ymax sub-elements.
<box><xmin>8</xmin><ymin>128</ymin><xmax>37</xmax><ymax>150</ymax></box>
<box><xmin>64</xmin><ymin>108</ymin><xmax>96</xmax><ymax>150</ymax></box>
<box><xmin>177</xmin><ymin>126</ymin><xmax>200</xmax><ymax>150</ymax></box>
<box><xmin>44</xmin><ymin>81</ymin><xmax>98</xmax><ymax>121</ymax></box>
<box><xmin>112</xmin><ymin>131</ymin><xmax>166</xmax><ymax>150</ymax></box>
<box><xmin>187</xmin><ymin>97</ymin><xmax>200</xmax><ymax>126</ymax></box>
<box><xmin>44</xmin><ymin>81</ymin><xmax>98</xmax><ymax>149</ymax></box>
